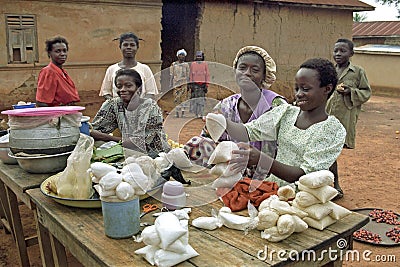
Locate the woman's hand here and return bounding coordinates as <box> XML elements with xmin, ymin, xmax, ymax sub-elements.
<box><xmin>229</xmin><ymin>142</ymin><xmax>260</xmax><ymax>172</ymax></box>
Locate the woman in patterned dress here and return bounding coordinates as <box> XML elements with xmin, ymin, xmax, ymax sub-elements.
<box><xmin>170</xmin><ymin>49</ymin><xmax>190</xmax><ymax>118</ymax></box>
<box><xmin>91</xmin><ymin>69</ymin><xmax>170</xmax><ymax>157</ymax></box>
<box><xmin>202</xmin><ymin>46</ymin><xmax>286</xmax><ymax>179</ymax></box>
<box><xmin>219</xmin><ymin>58</ymin><xmax>346</xmax><ymax>187</ymax></box>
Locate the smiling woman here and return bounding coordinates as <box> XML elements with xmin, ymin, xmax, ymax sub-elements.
<box><xmin>91</xmin><ymin>68</ymin><xmax>170</xmax><ymax>156</ymax></box>
<box><xmin>212</xmin><ymin>58</ymin><xmax>346</xmax><ymax>188</ymax></box>
<box><xmin>201</xmin><ymin>45</ymin><xmax>286</xmax><ymax>179</ymax></box>
<box><xmin>36</xmin><ymin>36</ymin><xmax>80</xmax><ymax>107</ymax></box>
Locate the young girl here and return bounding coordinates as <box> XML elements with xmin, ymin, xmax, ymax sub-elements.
<box><xmin>212</xmin><ymin>58</ymin><xmax>346</xmax><ymax>187</ymax></box>
<box><xmin>91</xmin><ymin>69</ymin><xmax>169</xmax><ymax>156</ymax></box>
<box><xmin>99</xmin><ymin>32</ymin><xmax>158</xmax><ymax>100</ymax></box>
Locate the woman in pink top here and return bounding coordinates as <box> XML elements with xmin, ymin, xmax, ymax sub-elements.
<box><xmin>36</xmin><ymin>36</ymin><xmax>80</xmax><ymax>107</ymax></box>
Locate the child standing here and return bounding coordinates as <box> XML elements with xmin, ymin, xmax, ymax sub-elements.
<box><xmin>326</xmin><ymin>38</ymin><xmax>371</xmax><ymax>199</ymax></box>
<box><xmin>326</xmin><ymin>38</ymin><xmax>371</xmax><ymax>149</ymax></box>
<box><xmin>210</xmin><ymin>58</ymin><xmax>346</xmax><ymax>187</ymax></box>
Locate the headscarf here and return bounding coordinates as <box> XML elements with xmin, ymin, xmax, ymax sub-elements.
<box><xmin>176</xmin><ymin>49</ymin><xmax>187</xmax><ymax>57</ymax></box>
<box><xmin>232</xmin><ymin>46</ymin><xmax>277</xmax><ymax>89</ymax></box>
<box><xmin>195</xmin><ymin>51</ymin><xmax>204</xmax><ymax>57</ymax></box>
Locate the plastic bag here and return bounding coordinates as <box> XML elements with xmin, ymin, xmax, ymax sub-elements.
<box><xmin>56</xmin><ymin>134</ymin><xmax>94</xmax><ymax>199</ymax></box>
<box><xmin>298</xmin><ymin>170</ymin><xmax>334</xmax><ymax>189</ymax></box>
<box><xmin>8</xmin><ymin>113</ymin><xmax>81</xmax><ymax>130</ymax></box>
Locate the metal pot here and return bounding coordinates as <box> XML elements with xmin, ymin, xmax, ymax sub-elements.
<box><xmin>9</xmin><ymin>116</ymin><xmax>80</xmax><ymax>155</ymax></box>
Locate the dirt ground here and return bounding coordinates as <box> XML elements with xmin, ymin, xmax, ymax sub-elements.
<box><xmin>0</xmin><ymin>94</ymin><xmax>399</xmax><ymax>266</ymax></box>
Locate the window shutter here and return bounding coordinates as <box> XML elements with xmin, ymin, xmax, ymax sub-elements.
<box><xmin>9</xmin><ymin>29</ymin><xmax>23</xmax><ymax>62</ymax></box>
<box><xmin>6</xmin><ymin>15</ymin><xmax>37</xmax><ymax>63</ymax></box>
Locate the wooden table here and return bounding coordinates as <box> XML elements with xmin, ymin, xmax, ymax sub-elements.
<box><xmin>27</xmin><ymin>184</ymin><xmax>369</xmax><ymax>267</ymax></box>
<box><xmin>0</xmin><ymin>162</ymin><xmax>51</xmax><ymax>266</ymax></box>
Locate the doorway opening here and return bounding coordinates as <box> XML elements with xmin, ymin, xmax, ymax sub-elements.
<box><xmin>160</xmin><ymin>0</ymin><xmax>199</xmax><ymax>92</ymax></box>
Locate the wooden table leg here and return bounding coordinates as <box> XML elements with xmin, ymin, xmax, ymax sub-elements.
<box><xmin>5</xmin><ymin>186</ymin><xmax>30</xmax><ymax>267</ymax></box>
<box><xmin>0</xmin><ymin>202</ymin><xmax>4</xmax><ymax>229</ymax></box>
<box><xmin>51</xmin><ymin>235</ymin><xmax>68</xmax><ymax>267</ymax></box>
<box><xmin>0</xmin><ymin>180</ymin><xmax>12</xmax><ymax>235</ymax></box>
<box><xmin>34</xmin><ymin>208</ymin><xmax>55</xmax><ymax>267</ymax></box>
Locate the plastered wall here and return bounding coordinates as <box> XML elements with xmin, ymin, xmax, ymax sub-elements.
<box><xmin>0</xmin><ymin>0</ymin><xmax>162</xmax><ymax>118</ymax></box>
<box><xmin>197</xmin><ymin>2</ymin><xmax>353</xmax><ymax>101</ymax></box>
<box><xmin>353</xmin><ymin>52</ymin><xmax>400</xmax><ymax>97</ymax></box>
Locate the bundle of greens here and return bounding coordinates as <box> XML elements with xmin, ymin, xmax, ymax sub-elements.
<box><xmin>92</xmin><ymin>142</ymin><xmax>124</xmax><ymax>163</ymax></box>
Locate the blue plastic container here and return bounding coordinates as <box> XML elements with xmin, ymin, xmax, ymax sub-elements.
<box><xmin>79</xmin><ymin>116</ymin><xmax>90</xmax><ymax>135</ymax></box>
<box><xmin>12</xmin><ymin>103</ymin><xmax>36</xmax><ymax>109</ymax></box>
<box><xmin>101</xmin><ymin>198</ymin><xmax>140</xmax><ymax>239</ymax></box>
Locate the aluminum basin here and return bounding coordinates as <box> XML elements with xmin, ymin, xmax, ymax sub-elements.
<box><xmin>9</xmin><ymin>151</ymin><xmax>72</xmax><ymax>174</ymax></box>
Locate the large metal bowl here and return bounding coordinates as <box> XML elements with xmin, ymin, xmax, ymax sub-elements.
<box><xmin>9</xmin><ymin>151</ymin><xmax>72</xmax><ymax>174</ymax></box>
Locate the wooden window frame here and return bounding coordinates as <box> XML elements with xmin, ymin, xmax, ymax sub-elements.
<box><xmin>6</xmin><ymin>14</ymin><xmax>38</xmax><ymax>64</ymax></box>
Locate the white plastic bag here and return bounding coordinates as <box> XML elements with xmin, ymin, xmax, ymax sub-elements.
<box><xmin>208</xmin><ymin>141</ymin><xmax>239</xmax><ymax>164</ymax></box>
<box><xmin>153</xmin><ymin>245</ymin><xmax>199</xmax><ymax>267</ymax></box>
<box><xmin>297</xmin><ymin>182</ymin><xmax>338</xmax><ymax>203</ymax></box>
<box><xmin>298</xmin><ymin>170</ymin><xmax>334</xmax><ymax>189</ymax></box>
<box><xmin>155</xmin><ymin>213</ymin><xmax>187</xmax><ymax>250</ymax></box>
<box><xmin>88</xmin><ymin>162</ymin><xmax>117</xmax><ymax>180</ymax></box>
<box><xmin>56</xmin><ymin>134</ymin><xmax>94</xmax><ymax>199</ymax></box>
<box><xmin>206</xmin><ymin>113</ymin><xmax>226</xmax><ymax>142</ymax></box>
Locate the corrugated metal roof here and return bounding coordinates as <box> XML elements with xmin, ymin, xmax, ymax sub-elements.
<box><xmin>264</xmin><ymin>0</ymin><xmax>374</xmax><ymax>11</ymax></box>
<box><xmin>353</xmin><ymin>21</ymin><xmax>400</xmax><ymax>37</ymax></box>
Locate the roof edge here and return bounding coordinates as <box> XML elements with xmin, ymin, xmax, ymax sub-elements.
<box><xmin>256</xmin><ymin>0</ymin><xmax>375</xmax><ymax>12</ymax></box>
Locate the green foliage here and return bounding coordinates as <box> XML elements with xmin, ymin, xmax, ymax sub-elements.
<box><xmin>353</xmin><ymin>12</ymin><xmax>368</xmax><ymax>21</ymax></box>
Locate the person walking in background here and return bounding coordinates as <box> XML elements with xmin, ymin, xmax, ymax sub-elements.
<box><xmin>99</xmin><ymin>32</ymin><xmax>158</xmax><ymax>100</ymax></box>
<box><xmin>170</xmin><ymin>49</ymin><xmax>190</xmax><ymax>118</ymax></box>
<box><xmin>36</xmin><ymin>36</ymin><xmax>80</xmax><ymax>107</ymax></box>
<box><xmin>326</xmin><ymin>38</ymin><xmax>371</xmax><ymax>199</ymax></box>
<box><xmin>189</xmin><ymin>51</ymin><xmax>210</xmax><ymax>118</ymax></box>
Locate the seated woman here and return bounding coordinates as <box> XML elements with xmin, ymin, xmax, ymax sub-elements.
<box><xmin>210</xmin><ymin>58</ymin><xmax>346</xmax><ymax>187</ymax></box>
<box><xmin>202</xmin><ymin>46</ymin><xmax>286</xmax><ymax>178</ymax></box>
<box><xmin>91</xmin><ymin>69</ymin><xmax>170</xmax><ymax>157</ymax></box>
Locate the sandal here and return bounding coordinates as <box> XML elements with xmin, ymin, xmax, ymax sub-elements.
<box><xmin>333</xmin><ymin>188</ymin><xmax>344</xmax><ymax>201</ymax></box>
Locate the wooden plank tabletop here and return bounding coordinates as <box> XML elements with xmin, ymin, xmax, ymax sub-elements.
<box><xmin>0</xmin><ymin>162</ymin><xmax>51</xmax><ymax>191</ymax></box>
<box><xmin>27</xmin><ymin>186</ymin><xmax>369</xmax><ymax>267</ymax></box>
<box><xmin>0</xmin><ymin>162</ymin><xmax>51</xmax><ymax>207</ymax></box>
